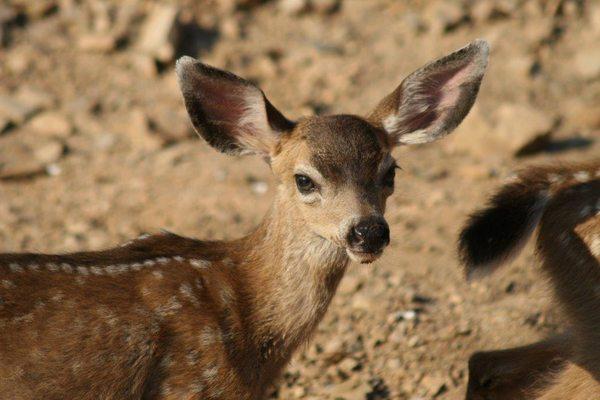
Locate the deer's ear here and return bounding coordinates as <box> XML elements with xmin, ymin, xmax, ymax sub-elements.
<box><xmin>176</xmin><ymin>57</ymin><xmax>294</xmax><ymax>156</ymax></box>
<box><xmin>368</xmin><ymin>39</ymin><xmax>489</xmax><ymax>146</ymax></box>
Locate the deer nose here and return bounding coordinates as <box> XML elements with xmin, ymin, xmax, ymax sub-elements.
<box><xmin>347</xmin><ymin>217</ymin><xmax>390</xmax><ymax>253</ymax></box>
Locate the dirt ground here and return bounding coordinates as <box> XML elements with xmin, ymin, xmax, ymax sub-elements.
<box><xmin>0</xmin><ymin>0</ymin><xmax>599</xmax><ymax>399</ymax></box>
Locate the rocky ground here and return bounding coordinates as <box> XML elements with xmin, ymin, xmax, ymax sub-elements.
<box><xmin>0</xmin><ymin>0</ymin><xmax>599</xmax><ymax>399</ymax></box>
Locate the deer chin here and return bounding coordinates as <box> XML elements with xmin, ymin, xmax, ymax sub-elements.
<box><xmin>346</xmin><ymin>248</ymin><xmax>384</xmax><ymax>264</ymax></box>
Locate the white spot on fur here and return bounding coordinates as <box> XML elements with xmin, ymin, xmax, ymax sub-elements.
<box><xmin>51</xmin><ymin>292</ymin><xmax>64</xmax><ymax>302</ymax></box>
<box><xmin>186</xmin><ymin>349</ymin><xmax>200</xmax><ymax>366</ymax></box>
<box><xmin>152</xmin><ymin>270</ymin><xmax>164</xmax><ymax>279</ymax></box>
<box><xmin>116</xmin><ymin>264</ymin><xmax>129</xmax><ymax>273</ymax></box>
<box><xmin>144</xmin><ymin>260</ymin><xmax>155</xmax><ymax>267</ymax></box>
<box><xmin>221</xmin><ymin>257</ymin><xmax>235</xmax><ymax>267</ymax></box>
<box><xmin>202</xmin><ymin>365</ymin><xmax>219</xmax><ymax>382</ymax></box>
<box><xmin>547</xmin><ymin>173</ymin><xmax>564</xmax><ymax>184</ymax></box>
<box><xmin>13</xmin><ymin>313</ymin><xmax>34</xmax><ymax>324</ymax></box>
<box><xmin>156</xmin><ymin>296</ymin><xmax>182</xmax><ymax>317</ymax></box>
<box><xmin>105</xmin><ymin>265</ymin><xmax>118</xmax><ymax>275</ymax></box>
<box><xmin>61</xmin><ymin>263</ymin><xmax>73</xmax><ymax>273</ymax></box>
<box><xmin>77</xmin><ymin>266</ymin><xmax>89</xmax><ymax>275</ymax></box>
<box><xmin>91</xmin><ymin>266</ymin><xmax>104</xmax><ymax>275</ymax></box>
<box><xmin>173</xmin><ymin>256</ymin><xmax>184</xmax><ymax>262</ymax></box>
<box><xmin>189</xmin><ymin>381</ymin><xmax>204</xmax><ymax>394</ymax></box>
<box><xmin>47</xmin><ymin>263</ymin><xmax>59</xmax><ymax>272</ymax></box>
<box><xmin>198</xmin><ymin>326</ymin><xmax>215</xmax><ymax>346</ymax></box>
<box><xmin>190</xmin><ymin>259</ymin><xmax>211</xmax><ymax>269</ymax></box>
<box><xmin>27</xmin><ymin>263</ymin><xmax>40</xmax><ymax>272</ymax></box>
<box><xmin>573</xmin><ymin>171</ymin><xmax>590</xmax><ymax>182</ymax></box>
<box><xmin>160</xmin><ymin>354</ymin><xmax>173</xmax><ymax>369</ymax></box>
<box><xmin>131</xmin><ymin>262</ymin><xmax>143</xmax><ymax>271</ymax></box>
<box><xmin>157</xmin><ymin>257</ymin><xmax>169</xmax><ymax>264</ymax></box>
<box><xmin>9</xmin><ymin>263</ymin><xmax>23</xmax><ymax>273</ymax></box>
<box><xmin>2</xmin><ymin>279</ymin><xmax>15</xmax><ymax>289</ymax></box>
<box><xmin>219</xmin><ymin>284</ymin><xmax>235</xmax><ymax>306</ymax></box>
<box><xmin>179</xmin><ymin>283</ymin><xmax>200</xmax><ymax>307</ymax></box>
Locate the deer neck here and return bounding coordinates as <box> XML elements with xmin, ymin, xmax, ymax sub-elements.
<box><xmin>239</xmin><ymin>192</ymin><xmax>349</xmax><ymax>360</ymax></box>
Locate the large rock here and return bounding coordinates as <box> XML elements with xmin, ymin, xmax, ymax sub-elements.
<box><xmin>448</xmin><ymin>103</ymin><xmax>555</xmax><ymax>157</ymax></box>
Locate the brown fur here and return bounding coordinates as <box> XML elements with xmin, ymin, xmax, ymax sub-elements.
<box><xmin>459</xmin><ymin>160</ymin><xmax>600</xmax><ymax>399</ymax></box>
<box><xmin>0</xmin><ymin>40</ymin><xmax>489</xmax><ymax>399</ymax></box>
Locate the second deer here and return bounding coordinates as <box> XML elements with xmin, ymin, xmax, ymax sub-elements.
<box><xmin>459</xmin><ymin>160</ymin><xmax>600</xmax><ymax>399</ymax></box>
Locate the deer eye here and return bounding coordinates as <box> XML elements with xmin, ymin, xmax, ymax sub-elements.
<box><xmin>382</xmin><ymin>165</ymin><xmax>397</xmax><ymax>187</ymax></box>
<box><xmin>294</xmin><ymin>174</ymin><xmax>316</xmax><ymax>194</ymax></box>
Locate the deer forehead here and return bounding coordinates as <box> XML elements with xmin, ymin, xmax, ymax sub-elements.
<box><xmin>275</xmin><ymin>115</ymin><xmax>391</xmax><ymax>183</ymax></box>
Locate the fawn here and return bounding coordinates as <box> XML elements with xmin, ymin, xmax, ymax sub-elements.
<box><xmin>459</xmin><ymin>160</ymin><xmax>600</xmax><ymax>399</ymax></box>
<box><xmin>0</xmin><ymin>40</ymin><xmax>489</xmax><ymax>399</ymax></box>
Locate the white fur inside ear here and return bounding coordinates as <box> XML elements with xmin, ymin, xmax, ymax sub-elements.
<box><xmin>234</xmin><ymin>88</ymin><xmax>276</xmax><ymax>154</ymax></box>
<box><xmin>396</xmin><ymin>129</ymin><xmax>436</xmax><ymax>145</ymax></box>
<box><xmin>381</xmin><ymin>39</ymin><xmax>489</xmax><ymax>146</ymax></box>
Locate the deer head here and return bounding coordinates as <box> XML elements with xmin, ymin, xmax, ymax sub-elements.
<box><xmin>176</xmin><ymin>39</ymin><xmax>489</xmax><ymax>264</ymax></box>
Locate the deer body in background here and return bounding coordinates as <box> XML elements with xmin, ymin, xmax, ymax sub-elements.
<box><xmin>0</xmin><ymin>40</ymin><xmax>489</xmax><ymax>399</ymax></box>
<box><xmin>459</xmin><ymin>160</ymin><xmax>600</xmax><ymax>399</ymax></box>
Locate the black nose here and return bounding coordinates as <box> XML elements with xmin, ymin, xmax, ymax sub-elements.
<box><xmin>348</xmin><ymin>217</ymin><xmax>390</xmax><ymax>252</ymax></box>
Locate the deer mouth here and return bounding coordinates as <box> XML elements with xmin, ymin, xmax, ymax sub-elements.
<box><xmin>346</xmin><ymin>248</ymin><xmax>384</xmax><ymax>264</ymax></box>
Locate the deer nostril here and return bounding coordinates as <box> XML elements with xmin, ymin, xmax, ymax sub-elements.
<box><xmin>348</xmin><ymin>218</ymin><xmax>390</xmax><ymax>250</ymax></box>
<box><xmin>353</xmin><ymin>224</ymin><xmax>370</xmax><ymax>239</ymax></box>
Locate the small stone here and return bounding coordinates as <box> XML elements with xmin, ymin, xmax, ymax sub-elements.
<box><xmin>148</xmin><ymin>108</ymin><xmax>193</xmax><ymax>142</ymax></box>
<box><xmin>338</xmin><ymin>357</ymin><xmax>359</xmax><ymax>374</ymax></box>
<box><xmin>27</xmin><ymin>111</ymin><xmax>72</xmax><ymax>138</ymax></box>
<box><xmin>420</xmin><ymin>374</ymin><xmax>448</xmax><ymax>397</ymax></box>
<box><xmin>0</xmin><ymin>130</ymin><xmax>64</xmax><ymax>179</ymax></box>
<box><xmin>494</xmin><ymin>103</ymin><xmax>555</xmax><ymax>155</ymax></box>
<box><xmin>279</xmin><ymin>0</ymin><xmax>309</xmax><ymax>15</ymax></box>
<box><xmin>5</xmin><ymin>48</ymin><xmax>31</xmax><ymax>74</ymax></box>
<box><xmin>119</xmin><ymin>109</ymin><xmax>163</xmax><ymax>151</ymax></box>
<box><xmin>20</xmin><ymin>0</ymin><xmax>58</xmax><ymax>20</ymax></box>
<box><xmin>137</xmin><ymin>4</ymin><xmax>179</xmax><ymax>62</ymax></box>
<box><xmin>573</xmin><ymin>47</ymin><xmax>600</xmax><ymax>81</ymax></box>
<box><xmin>220</xmin><ymin>17</ymin><xmax>241</xmax><ymax>39</ymax></box>
<box><xmin>0</xmin><ymin>95</ymin><xmax>39</xmax><ymax>125</ymax></box>
<box><xmin>15</xmin><ymin>86</ymin><xmax>54</xmax><ymax>112</ymax></box>
<box><xmin>323</xmin><ymin>378</ymin><xmax>370</xmax><ymax>400</ymax></box>
<box><xmin>312</xmin><ymin>0</ymin><xmax>341</xmax><ymax>14</ymax></box>
<box><xmin>423</xmin><ymin>0</ymin><xmax>467</xmax><ymax>34</ymax></box>
<box><xmin>129</xmin><ymin>53</ymin><xmax>158</xmax><ymax>78</ymax></box>
<box><xmin>450</xmin><ymin>103</ymin><xmax>555</xmax><ymax>157</ymax></box>
<box><xmin>45</xmin><ymin>163</ymin><xmax>62</xmax><ymax>176</ymax></box>
<box><xmin>77</xmin><ymin>34</ymin><xmax>117</xmax><ymax>52</ymax></box>
<box><xmin>407</xmin><ymin>336</ymin><xmax>420</xmax><ymax>348</ymax></box>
